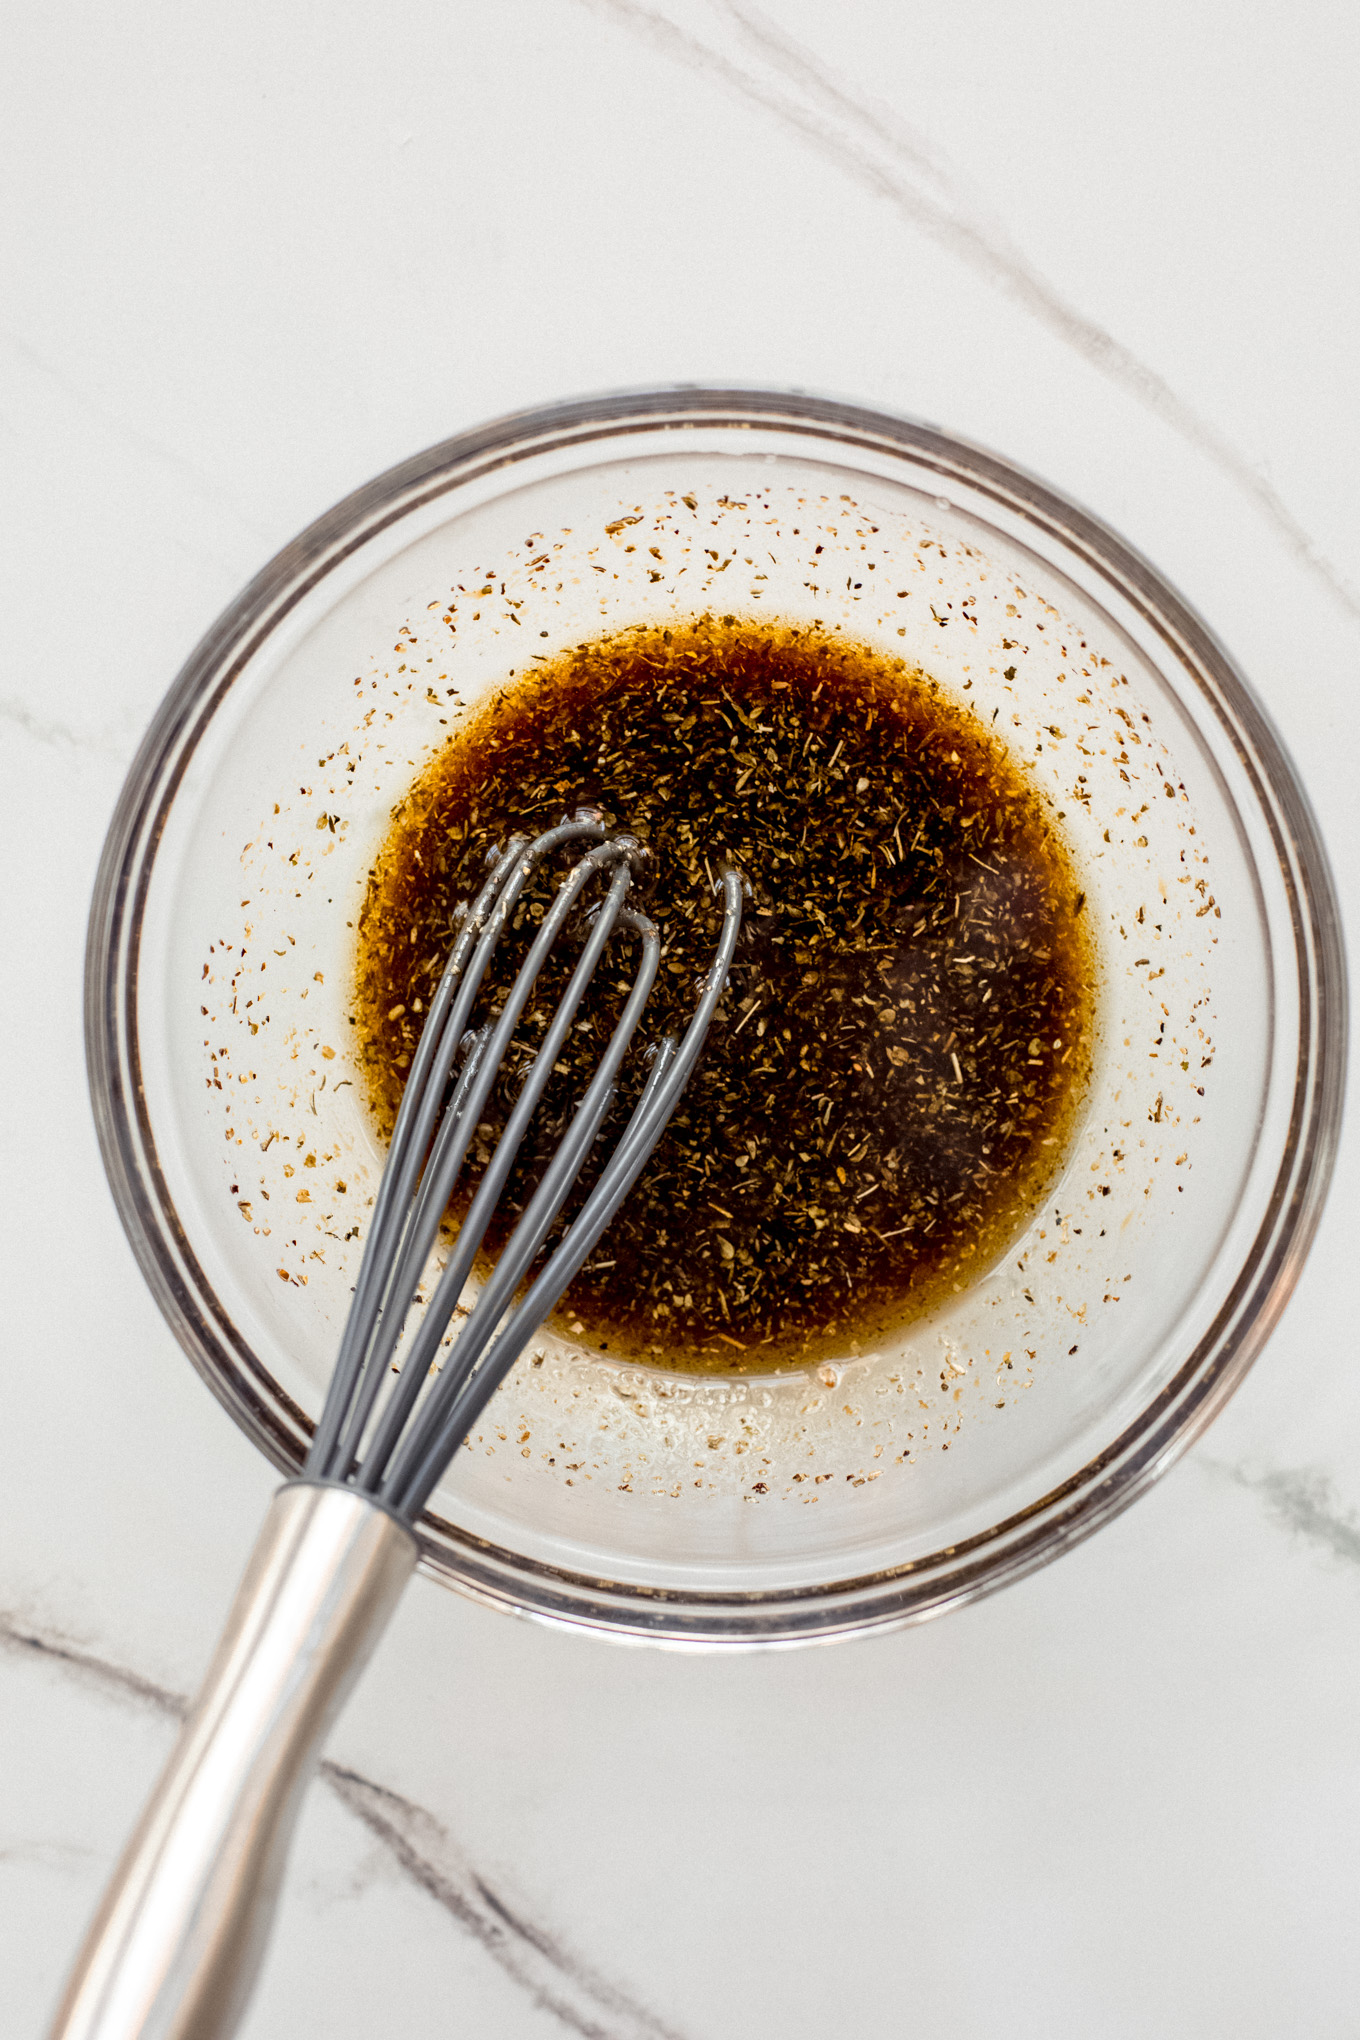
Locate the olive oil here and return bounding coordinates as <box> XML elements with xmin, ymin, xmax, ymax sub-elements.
<box><xmin>354</xmin><ymin>615</ymin><xmax>1095</xmax><ymax>1371</ymax></box>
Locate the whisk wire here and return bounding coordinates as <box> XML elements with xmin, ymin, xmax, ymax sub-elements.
<box><xmin>329</xmin><ymin>837</ymin><xmax>637</xmax><ymax>1480</ymax></box>
<box><xmin>370</xmin><ymin>903</ymin><xmax>665</xmax><ymax>1509</ymax></box>
<box><xmin>379</xmin><ymin>1042</ymin><xmax>683</xmax><ymax>1517</ymax></box>
<box><xmin>305</xmin><ymin>822</ymin><xmax>743</xmax><ymax>1522</ymax></box>
<box><xmin>308</xmin><ymin>833</ymin><xmax>529</xmax><ymax>1476</ymax></box>
<box><xmin>352</xmin><ymin>852</ymin><xmax>656</xmax><ymax>1488</ymax></box>
<box><xmin>305</xmin><ymin>818</ymin><xmax>606</xmax><ymax>1480</ymax></box>
<box><xmin>386</xmin><ymin>869</ymin><xmax>744</xmax><ymax>1518</ymax></box>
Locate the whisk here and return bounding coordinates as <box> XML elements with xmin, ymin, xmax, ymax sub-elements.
<box><xmin>51</xmin><ymin>817</ymin><xmax>743</xmax><ymax>2040</ymax></box>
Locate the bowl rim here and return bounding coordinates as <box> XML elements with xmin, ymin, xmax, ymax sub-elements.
<box><xmin>85</xmin><ymin>383</ymin><xmax>1349</xmax><ymax>1644</ymax></box>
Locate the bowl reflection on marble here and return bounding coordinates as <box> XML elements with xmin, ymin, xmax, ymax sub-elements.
<box><xmin>85</xmin><ymin>388</ymin><xmax>1345</xmax><ymax>1643</ymax></box>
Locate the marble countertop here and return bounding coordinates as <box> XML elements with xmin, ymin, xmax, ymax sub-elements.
<box><xmin>3</xmin><ymin>3</ymin><xmax>1358</xmax><ymax>2034</ymax></box>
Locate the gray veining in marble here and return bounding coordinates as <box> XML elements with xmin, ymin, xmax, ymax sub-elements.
<box><xmin>1212</xmin><ymin>1462</ymin><xmax>1360</xmax><ymax>1570</ymax></box>
<box><xmin>0</xmin><ymin>697</ymin><xmax>130</xmax><ymax>758</ymax></box>
<box><xmin>581</xmin><ymin>0</ymin><xmax>1360</xmax><ymax>616</ymax></box>
<box><xmin>1</xmin><ymin>1609</ymin><xmax>688</xmax><ymax>2040</ymax></box>
<box><xmin>0</xmin><ymin>328</ymin><xmax>273</xmax><ymax>544</ymax></box>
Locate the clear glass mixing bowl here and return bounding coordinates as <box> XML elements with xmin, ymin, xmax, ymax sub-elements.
<box><xmin>86</xmin><ymin>387</ymin><xmax>1346</xmax><ymax>1643</ymax></box>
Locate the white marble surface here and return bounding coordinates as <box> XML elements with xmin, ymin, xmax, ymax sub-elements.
<box><xmin>3</xmin><ymin>2</ymin><xmax>1358</xmax><ymax>2033</ymax></box>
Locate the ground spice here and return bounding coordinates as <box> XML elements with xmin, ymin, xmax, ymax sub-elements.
<box><xmin>353</xmin><ymin>615</ymin><xmax>1096</xmax><ymax>1372</ymax></box>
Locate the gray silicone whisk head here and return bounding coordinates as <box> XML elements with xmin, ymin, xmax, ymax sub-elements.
<box><xmin>303</xmin><ymin>818</ymin><xmax>743</xmax><ymax>1523</ymax></box>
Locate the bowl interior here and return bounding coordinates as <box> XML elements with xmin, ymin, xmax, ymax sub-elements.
<box><xmin>99</xmin><ymin>395</ymin><xmax>1339</xmax><ymax>1639</ymax></box>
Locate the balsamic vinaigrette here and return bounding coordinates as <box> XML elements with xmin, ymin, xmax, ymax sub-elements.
<box><xmin>353</xmin><ymin>616</ymin><xmax>1096</xmax><ymax>1372</ymax></box>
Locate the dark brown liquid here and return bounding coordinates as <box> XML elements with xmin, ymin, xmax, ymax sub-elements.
<box><xmin>353</xmin><ymin>616</ymin><xmax>1095</xmax><ymax>1371</ymax></box>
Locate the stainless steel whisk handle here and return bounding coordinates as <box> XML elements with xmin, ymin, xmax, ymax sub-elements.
<box><xmin>47</xmin><ymin>1484</ymin><xmax>417</xmax><ymax>2040</ymax></box>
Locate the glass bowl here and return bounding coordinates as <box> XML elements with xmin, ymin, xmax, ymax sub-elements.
<box><xmin>86</xmin><ymin>387</ymin><xmax>1346</xmax><ymax>1644</ymax></box>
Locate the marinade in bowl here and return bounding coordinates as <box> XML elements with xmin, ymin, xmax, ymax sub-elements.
<box><xmin>86</xmin><ymin>388</ymin><xmax>1345</xmax><ymax>1641</ymax></box>
<box><xmin>354</xmin><ymin>614</ymin><xmax>1097</xmax><ymax>1373</ymax></box>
